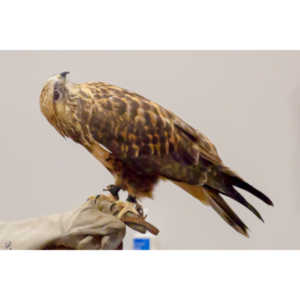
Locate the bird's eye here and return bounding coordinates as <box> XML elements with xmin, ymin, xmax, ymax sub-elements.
<box><xmin>53</xmin><ymin>90</ymin><xmax>60</xmax><ymax>101</ymax></box>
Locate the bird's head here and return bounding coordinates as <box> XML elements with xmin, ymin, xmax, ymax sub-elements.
<box><xmin>40</xmin><ymin>72</ymin><xmax>71</xmax><ymax>135</ymax></box>
<box><xmin>40</xmin><ymin>71</ymin><xmax>70</xmax><ymax>105</ymax></box>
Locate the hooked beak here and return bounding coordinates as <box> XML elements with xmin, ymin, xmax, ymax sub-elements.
<box><xmin>60</xmin><ymin>71</ymin><xmax>70</xmax><ymax>78</ymax></box>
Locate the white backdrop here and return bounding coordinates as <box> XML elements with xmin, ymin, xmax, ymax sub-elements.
<box><xmin>0</xmin><ymin>51</ymin><xmax>298</xmax><ymax>249</ymax></box>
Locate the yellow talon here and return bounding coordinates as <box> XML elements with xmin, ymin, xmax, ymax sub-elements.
<box><xmin>115</xmin><ymin>201</ymin><xmax>139</xmax><ymax>219</ymax></box>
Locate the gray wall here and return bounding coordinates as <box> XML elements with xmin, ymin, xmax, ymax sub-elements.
<box><xmin>0</xmin><ymin>51</ymin><xmax>299</xmax><ymax>249</ymax></box>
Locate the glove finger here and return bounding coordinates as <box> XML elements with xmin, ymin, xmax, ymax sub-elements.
<box><xmin>77</xmin><ymin>215</ymin><xmax>126</xmax><ymax>237</ymax></box>
<box><xmin>77</xmin><ymin>235</ymin><xmax>102</xmax><ymax>250</ymax></box>
<box><xmin>101</xmin><ymin>231</ymin><xmax>125</xmax><ymax>250</ymax></box>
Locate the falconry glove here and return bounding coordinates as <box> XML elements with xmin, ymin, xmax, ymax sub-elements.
<box><xmin>0</xmin><ymin>196</ymin><xmax>126</xmax><ymax>250</ymax></box>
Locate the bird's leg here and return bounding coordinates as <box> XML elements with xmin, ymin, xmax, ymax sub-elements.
<box><xmin>103</xmin><ymin>187</ymin><xmax>145</xmax><ymax>218</ymax></box>
<box><xmin>113</xmin><ymin>195</ymin><xmax>144</xmax><ymax>219</ymax></box>
<box><xmin>127</xmin><ymin>195</ymin><xmax>137</xmax><ymax>203</ymax></box>
<box><xmin>103</xmin><ymin>189</ymin><xmax>140</xmax><ymax>218</ymax></box>
<box><xmin>103</xmin><ymin>184</ymin><xmax>121</xmax><ymax>200</ymax></box>
<box><xmin>127</xmin><ymin>195</ymin><xmax>144</xmax><ymax>218</ymax></box>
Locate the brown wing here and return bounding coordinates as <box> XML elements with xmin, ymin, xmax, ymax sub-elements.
<box><xmin>72</xmin><ymin>81</ymin><xmax>272</xmax><ymax>224</ymax></box>
<box><xmin>173</xmin><ymin>117</ymin><xmax>222</xmax><ymax>164</ymax></box>
<box><xmin>76</xmin><ymin>82</ymin><xmax>222</xmax><ymax>184</ymax></box>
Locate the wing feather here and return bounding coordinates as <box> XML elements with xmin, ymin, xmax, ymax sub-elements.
<box><xmin>79</xmin><ymin>82</ymin><xmax>222</xmax><ymax>184</ymax></box>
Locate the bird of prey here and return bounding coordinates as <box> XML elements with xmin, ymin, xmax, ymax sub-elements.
<box><xmin>40</xmin><ymin>72</ymin><xmax>273</xmax><ymax>236</ymax></box>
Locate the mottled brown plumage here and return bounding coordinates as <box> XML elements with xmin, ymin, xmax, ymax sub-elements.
<box><xmin>40</xmin><ymin>72</ymin><xmax>273</xmax><ymax>236</ymax></box>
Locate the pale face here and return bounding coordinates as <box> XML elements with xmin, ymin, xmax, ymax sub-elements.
<box><xmin>48</xmin><ymin>72</ymin><xmax>69</xmax><ymax>102</ymax></box>
<box><xmin>39</xmin><ymin>72</ymin><xmax>70</xmax><ymax>134</ymax></box>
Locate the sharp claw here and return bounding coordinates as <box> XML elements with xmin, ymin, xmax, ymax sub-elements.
<box><xmin>116</xmin><ymin>201</ymin><xmax>139</xmax><ymax>219</ymax></box>
<box><xmin>134</xmin><ymin>200</ymin><xmax>145</xmax><ymax>218</ymax></box>
<box><xmin>136</xmin><ymin>205</ymin><xmax>144</xmax><ymax>217</ymax></box>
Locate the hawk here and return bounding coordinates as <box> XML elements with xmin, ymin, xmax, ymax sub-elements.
<box><xmin>40</xmin><ymin>72</ymin><xmax>273</xmax><ymax>236</ymax></box>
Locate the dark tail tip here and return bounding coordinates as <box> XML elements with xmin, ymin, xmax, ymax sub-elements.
<box><xmin>230</xmin><ymin>176</ymin><xmax>273</xmax><ymax>206</ymax></box>
<box><xmin>207</xmin><ymin>184</ymin><xmax>265</xmax><ymax>223</ymax></box>
<box><xmin>230</xmin><ymin>187</ymin><xmax>265</xmax><ymax>222</ymax></box>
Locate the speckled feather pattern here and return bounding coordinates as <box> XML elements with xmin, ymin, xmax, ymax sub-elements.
<box><xmin>41</xmin><ymin>79</ymin><xmax>225</xmax><ymax>193</ymax></box>
<box><xmin>40</xmin><ymin>74</ymin><xmax>272</xmax><ymax>236</ymax></box>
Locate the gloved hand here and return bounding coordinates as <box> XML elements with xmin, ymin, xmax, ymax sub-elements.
<box><xmin>0</xmin><ymin>196</ymin><xmax>126</xmax><ymax>250</ymax></box>
<box><xmin>52</xmin><ymin>195</ymin><xmax>126</xmax><ymax>249</ymax></box>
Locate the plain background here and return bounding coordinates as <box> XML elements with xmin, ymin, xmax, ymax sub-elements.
<box><xmin>0</xmin><ymin>51</ymin><xmax>299</xmax><ymax>249</ymax></box>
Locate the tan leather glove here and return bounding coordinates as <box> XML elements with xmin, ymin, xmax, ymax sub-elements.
<box><xmin>0</xmin><ymin>196</ymin><xmax>126</xmax><ymax>250</ymax></box>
